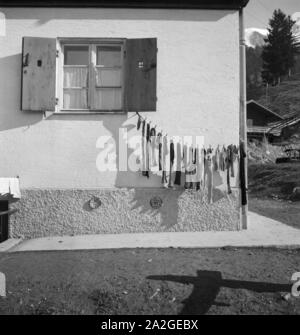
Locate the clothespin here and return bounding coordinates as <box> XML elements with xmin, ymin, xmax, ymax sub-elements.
<box><xmin>43</xmin><ymin>111</ymin><xmax>54</xmax><ymax>120</ymax></box>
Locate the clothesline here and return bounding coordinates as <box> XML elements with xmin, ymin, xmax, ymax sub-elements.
<box><xmin>135</xmin><ymin>112</ymin><xmax>168</xmax><ymax>136</ymax></box>
<box><xmin>135</xmin><ymin>112</ymin><xmax>235</xmax><ymax>150</ymax></box>
<box><xmin>134</xmin><ymin>111</ymin><xmax>247</xmax><ymax>205</ymax></box>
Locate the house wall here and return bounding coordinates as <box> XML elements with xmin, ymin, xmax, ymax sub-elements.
<box><xmin>247</xmin><ymin>104</ymin><xmax>282</xmax><ymax>126</ymax></box>
<box><xmin>0</xmin><ymin>7</ymin><xmax>242</xmax><ymax>237</ymax></box>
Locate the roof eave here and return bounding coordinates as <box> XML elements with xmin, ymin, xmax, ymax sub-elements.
<box><xmin>0</xmin><ymin>1</ymin><xmax>250</xmax><ymax>9</ymax></box>
<box><xmin>247</xmin><ymin>99</ymin><xmax>284</xmax><ymax>120</ymax></box>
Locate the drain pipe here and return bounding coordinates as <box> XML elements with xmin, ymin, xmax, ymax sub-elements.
<box><xmin>239</xmin><ymin>7</ymin><xmax>248</xmax><ymax>229</ymax></box>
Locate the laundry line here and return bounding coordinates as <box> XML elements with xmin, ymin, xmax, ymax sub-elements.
<box><xmin>134</xmin><ymin>111</ymin><xmax>168</xmax><ymax>137</ymax></box>
<box><xmin>134</xmin><ymin>112</ymin><xmax>231</xmax><ymax>150</ymax></box>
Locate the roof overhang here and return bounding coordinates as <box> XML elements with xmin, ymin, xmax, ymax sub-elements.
<box><xmin>247</xmin><ymin>99</ymin><xmax>284</xmax><ymax>120</ymax></box>
<box><xmin>0</xmin><ymin>0</ymin><xmax>250</xmax><ymax>9</ymax></box>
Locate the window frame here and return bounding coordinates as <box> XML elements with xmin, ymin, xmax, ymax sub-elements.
<box><xmin>56</xmin><ymin>38</ymin><xmax>126</xmax><ymax>114</ymax></box>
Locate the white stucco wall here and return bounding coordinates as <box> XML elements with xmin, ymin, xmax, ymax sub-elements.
<box><xmin>0</xmin><ymin>7</ymin><xmax>240</xmax><ymax>189</ymax></box>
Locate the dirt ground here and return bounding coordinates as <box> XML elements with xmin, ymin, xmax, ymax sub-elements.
<box><xmin>0</xmin><ymin>247</ymin><xmax>299</xmax><ymax>315</ymax></box>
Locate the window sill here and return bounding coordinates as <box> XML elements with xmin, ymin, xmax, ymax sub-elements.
<box><xmin>55</xmin><ymin>110</ymin><xmax>126</xmax><ymax>115</ymax></box>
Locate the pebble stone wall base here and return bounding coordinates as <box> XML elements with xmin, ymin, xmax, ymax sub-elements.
<box><xmin>10</xmin><ymin>188</ymin><xmax>241</xmax><ymax>238</ymax></box>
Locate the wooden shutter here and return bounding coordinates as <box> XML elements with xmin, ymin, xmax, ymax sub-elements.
<box><xmin>21</xmin><ymin>37</ymin><xmax>56</xmax><ymax>111</ymax></box>
<box><xmin>124</xmin><ymin>38</ymin><xmax>157</xmax><ymax>111</ymax></box>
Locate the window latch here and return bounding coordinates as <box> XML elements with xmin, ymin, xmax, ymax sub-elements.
<box><xmin>22</xmin><ymin>53</ymin><xmax>29</xmax><ymax>68</ymax></box>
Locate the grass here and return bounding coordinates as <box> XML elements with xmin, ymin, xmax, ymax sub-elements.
<box><xmin>248</xmin><ymin>162</ymin><xmax>300</xmax><ymax>229</ymax></box>
<box><xmin>0</xmin><ymin>248</ymin><xmax>299</xmax><ymax>315</ymax></box>
<box><xmin>256</xmin><ymin>73</ymin><xmax>300</xmax><ymax>117</ymax></box>
<box><xmin>248</xmin><ymin>162</ymin><xmax>300</xmax><ymax>200</ymax></box>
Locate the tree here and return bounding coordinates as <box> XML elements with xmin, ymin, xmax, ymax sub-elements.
<box><xmin>246</xmin><ymin>46</ymin><xmax>264</xmax><ymax>100</ymax></box>
<box><xmin>246</xmin><ymin>46</ymin><xmax>263</xmax><ymax>82</ymax></box>
<box><xmin>262</xmin><ymin>9</ymin><xmax>300</xmax><ymax>86</ymax></box>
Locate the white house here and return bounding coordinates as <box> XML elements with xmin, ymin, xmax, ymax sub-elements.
<box><xmin>0</xmin><ymin>0</ymin><xmax>249</xmax><ymax>240</ymax></box>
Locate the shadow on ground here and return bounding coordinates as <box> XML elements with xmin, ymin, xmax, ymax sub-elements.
<box><xmin>148</xmin><ymin>270</ymin><xmax>291</xmax><ymax>315</ymax></box>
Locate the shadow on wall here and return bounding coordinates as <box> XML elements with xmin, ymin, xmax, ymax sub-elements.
<box><xmin>102</xmin><ymin>116</ymin><xmax>185</xmax><ymax>229</ymax></box>
<box><xmin>42</xmin><ymin>113</ymin><xmax>184</xmax><ymax>229</ymax></box>
<box><xmin>101</xmin><ymin>116</ymin><xmax>161</xmax><ymax>188</ymax></box>
<box><xmin>148</xmin><ymin>270</ymin><xmax>291</xmax><ymax>315</ymax></box>
<box><xmin>0</xmin><ymin>54</ymin><xmax>44</xmax><ymax>132</ymax></box>
<box><xmin>40</xmin><ymin>114</ymin><xmax>231</xmax><ymax>229</ymax></box>
<box><xmin>99</xmin><ymin>116</ymin><xmax>232</xmax><ymax>229</ymax></box>
<box><xmin>3</xmin><ymin>8</ymin><xmax>233</xmax><ymax>26</ymax></box>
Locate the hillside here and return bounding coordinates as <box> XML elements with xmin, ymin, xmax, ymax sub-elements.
<box><xmin>247</xmin><ymin>71</ymin><xmax>300</xmax><ymax>118</ymax></box>
<box><xmin>256</xmin><ymin>73</ymin><xmax>300</xmax><ymax>118</ymax></box>
<box><xmin>249</xmin><ymin>161</ymin><xmax>300</xmax><ymax>199</ymax></box>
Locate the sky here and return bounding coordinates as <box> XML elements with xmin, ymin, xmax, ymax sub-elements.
<box><xmin>245</xmin><ymin>0</ymin><xmax>300</xmax><ymax>29</ymax></box>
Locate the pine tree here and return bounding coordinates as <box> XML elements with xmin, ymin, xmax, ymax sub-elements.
<box><xmin>261</xmin><ymin>9</ymin><xmax>300</xmax><ymax>86</ymax></box>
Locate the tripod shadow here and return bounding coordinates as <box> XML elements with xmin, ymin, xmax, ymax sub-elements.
<box><xmin>147</xmin><ymin>270</ymin><xmax>291</xmax><ymax>315</ymax></box>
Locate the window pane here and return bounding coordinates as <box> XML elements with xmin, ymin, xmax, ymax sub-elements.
<box><xmin>97</xmin><ymin>46</ymin><xmax>121</xmax><ymax>67</ymax></box>
<box><xmin>64</xmin><ymin>67</ymin><xmax>88</xmax><ymax>87</ymax></box>
<box><xmin>63</xmin><ymin>89</ymin><xmax>88</xmax><ymax>109</ymax></box>
<box><xmin>94</xmin><ymin>88</ymin><xmax>122</xmax><ymax>110</ymax></box>
<box><xmin>64</xmin><ymin>46</ymin><xmax>89</xmax><ymax>65</ymax></box>
<box><xmin>95</xmin><ymin>68</ymin><xmax>121</xmax><ymax>87</ymax></box>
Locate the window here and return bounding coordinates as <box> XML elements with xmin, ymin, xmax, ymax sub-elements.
<box><xmin>21</xmin><ymin>36</ymin><xmax>157</xmax><ymax>113</ymax></box>
<box><xmin>60</xmin><ymin>40</ymin><xmax>124</xmax><ymax>111</ymax></box>
<box><xmin>63</xmin><ymin>45</ymin><xmax>89</xmax><ymax>109</ymax></box>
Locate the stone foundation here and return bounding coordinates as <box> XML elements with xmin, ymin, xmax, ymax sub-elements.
<box><xmin>10</xmin><ymin>187</ymin><xmax>241</xmax><ymax>238</ymax></box>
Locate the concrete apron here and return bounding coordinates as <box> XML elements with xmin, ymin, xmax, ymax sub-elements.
<box><xmin>5</xmin><ymin>212</ymin><xmax>300</xmax><ymax>252</ymax></box>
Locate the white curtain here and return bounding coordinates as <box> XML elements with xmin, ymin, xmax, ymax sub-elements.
<box><xmin>63</xmin><ymin>67</ymin><xmax>88</xmax><ymax>109</ymax></box>
<box><xmin>63</xmin><ymin>65</ymin><xmax>123</xmax><ymax>109</ymax></box>
<box><xmin>63</xmin><ymin>89</ymin><xmax>87</xmax><ymax>109</ymax></box>
<box><xmin>64</xmin><ymin>67</ymin><xmax>88</xmax><ymax>87</ymax></box>
<box><xmin>94</xmin><ymin>89</ymin><xmax>122</xmax><ymax>110</ymax></box>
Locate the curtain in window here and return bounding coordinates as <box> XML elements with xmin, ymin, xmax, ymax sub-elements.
<box><xmin>94</xmin><ymin>89</ymin><xmax>122</xmax><ymax>110</ymax></box>
<box><xmin>63</xmin><ymin>89</ymin><xmax>88</xmax><ymax>109</ymax></box>
<box><xmin>64</xmin><ymin>67</ymin><xmax>88</xmax><ymax>87</ymax></box>
<box><xmin>63</xmin><ymin>67</ymin><xmax>88</xmax><ymax>109</ymax></box>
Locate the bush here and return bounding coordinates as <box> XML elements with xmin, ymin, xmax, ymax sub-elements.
<box><xmin>248</xmin><ymin>140</ymin><xmax>285</xmax><ymax>164</ymax></box>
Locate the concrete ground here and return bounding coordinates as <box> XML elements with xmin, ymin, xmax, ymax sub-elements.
<box><xmin>0</xmin><ymin>238</ymin><xmax>22</xmax><ymax>252</ymax></box>
<box><xmin>3</xmin><ymin>211</ymin><xmax>300</xmax><ymax>252</ymax></box>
